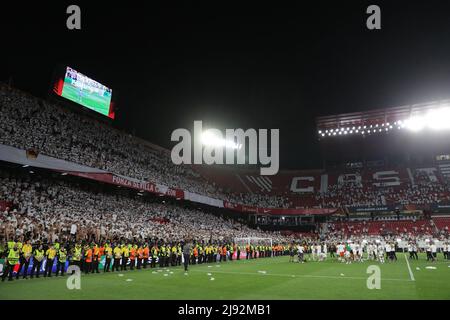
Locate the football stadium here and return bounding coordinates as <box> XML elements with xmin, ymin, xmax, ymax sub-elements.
<box><xmin>1</xmin><ymin>2</ymin><xmax>450</xmax><ymax>304</ymax></box>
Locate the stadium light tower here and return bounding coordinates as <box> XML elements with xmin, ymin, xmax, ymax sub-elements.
<box><xmin>316</xmin><ymin>101</ymin><xmax>450</xmax><ymax>139</ymax></box>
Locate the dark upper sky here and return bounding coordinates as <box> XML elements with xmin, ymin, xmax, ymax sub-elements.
<box><xmin>3</xmin><ymin>1</ymin><xmax>450</xmax><ymax>169</ymax></box>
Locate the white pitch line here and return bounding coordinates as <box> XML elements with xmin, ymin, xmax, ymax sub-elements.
<box><xmin>191</xmin><ymin>269</ymin><xmax>412</xmax><ymax>282</ymax></box>
<box><xmin>404</xmin><ymin>254</ymin><xmax>416</xmax><ymax>281</ymax></box>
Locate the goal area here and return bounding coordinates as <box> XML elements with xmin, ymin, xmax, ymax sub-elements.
<box><xmin>234</xmin><ymin>237</ymin><xmax>273</xmax><ymax>259</ymax></box>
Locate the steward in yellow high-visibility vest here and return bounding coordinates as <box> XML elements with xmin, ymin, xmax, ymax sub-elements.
<box><xmin>151</xmin><ymin>245</ymin><xmax>158</xmax><ymax>268</ymax></box>
<box><xmin>7</xmin><ymin>241</ymin><xmax>15</xmax><ymax>250</ymax></box>
<box><xmin>158</xmin><ymin>245</ymin><xmax>166</xmax><ymax>268</ymax></box>
<box><xmin>56</xmin><ymin>247</ymin><xmax>67</xmax><ymax>276</ymax></box>
<box><xmin>17</xmin><ymin>240</ymin><xmax>33</xmax><ymax>279</ymax></box>
<box><xmin>104</xmin><ymin>244</ymin><xmax>113</xmax><ymax>272</ymax></box>
<box><xmin>71</xmin><ymin>243</ymin><xmax>82</xmax><ymax>264</ymax></box>
<box><xmin>45</xmin><ymin>245</ymin><xmax>57</xmax><ymax>278</ymax></box>
<box><xmin>1</xmin><ymin>244</ymin><xmax>19</xmax><ymax>282</ymax></box>
<box><xmin>31</xmin><ymin>245</ymin><xmax>45</xmax><ymax>278</ymax></box>
<box><xmin>112</xmin><ymin>244</ymin><xmax>122</xmax><ymax>272</ymax></box>
<box><xmin>121</xmin><ymin>245</ymin><xmax>129</xmax><ymax>271</ymax></box>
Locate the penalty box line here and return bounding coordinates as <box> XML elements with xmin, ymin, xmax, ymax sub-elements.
<box><xmin>191</xmin><ymin>269</ymin><xmax>413</xmax><ymax>282</ymax></box>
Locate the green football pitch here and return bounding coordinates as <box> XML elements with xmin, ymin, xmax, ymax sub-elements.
<box><xmin>61</xmin><ymin>78</ymin><xmax>111</xmax><ymax>116</ymax></box>
<box><xmin>1</xmin><ymin>254</ymin><xmax>449</xmax><ymax>300</ymax></box>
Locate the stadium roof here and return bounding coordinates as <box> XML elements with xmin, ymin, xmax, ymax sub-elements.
<box><xmin>316</xmin><ymin>99</ymin><xmax>450</xmax><ymax>131</ymax></box>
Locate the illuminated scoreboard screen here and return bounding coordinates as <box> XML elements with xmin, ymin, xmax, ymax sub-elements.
<box><xmin>53</xmin><ymin>66</ymin><xmax>115</xmax><ymax>119</ymax></box>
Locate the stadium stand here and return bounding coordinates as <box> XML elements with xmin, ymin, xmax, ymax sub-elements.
<box><xmin>1</xmin><ymin>83</ymin><xmax>450</xmax><ymax>243</ymax></box>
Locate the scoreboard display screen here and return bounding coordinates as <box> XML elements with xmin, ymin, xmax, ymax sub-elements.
<box><xmin>54</xmin><ymin>66</ymin><xmax>115</xmax><ymax>119</ymax></box>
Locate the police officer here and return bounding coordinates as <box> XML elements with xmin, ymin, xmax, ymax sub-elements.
<box><xmin>2</xmin><ymin>243</ymin><xmax>20</xmax><ymax>281</ymax></box>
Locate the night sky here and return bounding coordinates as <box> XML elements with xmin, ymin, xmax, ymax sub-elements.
<box><xmin>3</xmin><ymin>1</ymin><xmax>450</xmax><ymax>169</ymax></box>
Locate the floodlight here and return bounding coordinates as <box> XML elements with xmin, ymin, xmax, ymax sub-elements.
<box><xmin>405</xmin><ymin>116</ymin><xmax>425</xmax><ymax>132</ymax></box>
<box><xmin>201</xmin><ymin>131</ymin><xmax>241</xmax><ymax>149</ymax></box>
<box><xmin>426</xmin><ymin>107</ymin><xmax>450</xmax><ymax>130</ymax></box>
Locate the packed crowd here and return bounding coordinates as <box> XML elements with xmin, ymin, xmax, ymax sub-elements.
<box><xmin>0</xmin><ymin>169</ymin><xmax>290</xmax><ymax>245</ymax></box>
<box><xmin>314</xmin><ymin>179</ymin><xmax>450</xmax><ymax>208</ymax></box>
<box><xmin>2</xmin><ymin>84</ymin><xmax>450</xmax><ymax>210</ymax></box>
<box><xmin>0</xmin><ymin>84</ymin><xmax>288</xmax><ymax>208</ymax></box>
<box><xmin>324</xmin><ymin>219</ymin><xmax>438</xmax><ymax>239</ymax></box>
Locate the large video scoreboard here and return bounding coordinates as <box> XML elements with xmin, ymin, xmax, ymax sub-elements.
<box><xmin>53</xmin><ymin>66</ymin><xmax>115</xmax><ymax>119</ymax></box>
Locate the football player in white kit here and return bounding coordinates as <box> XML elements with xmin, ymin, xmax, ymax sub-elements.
<box><xmin>377</xmin><ymin>244</ymin><xmax>385</xmax><ymax>263</ymax></box>
<box><xmin>385</xmin><ymin>242</ymin><xmax>391</xmax><ymax>262</ymax></box>
<box><xmin>316</xmin><ymin>244</ymin><xmax>326</xmax><ymax>261</ymax></box>
<box><xmin>367</xmin><ymin>242</ymin><xmax>374</xmax><ymax>260</ymax></box>
<box><xmin>297</xmin><ymin>244</ymin><xmax>304</xmax><ymax>263</ymax></box>
<box><xmin>444</xmin><ymin>242</ymin><xmax>449</xmax><ymax>260</ymax></box>
<box><xmin>311</xmin><ymin>243</ymin><xmax>317</xmax><ymax>261</ymax></box>
<box><xmin>357</xmin><ymin>243</ymin><xmax>364</xmax><ymax>262</ymax></box>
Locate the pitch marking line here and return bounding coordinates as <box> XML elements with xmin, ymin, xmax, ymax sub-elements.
<box><xmin>404</xmin><ymin>254</ymin><xmax>415</xmax><ymax>281</ymax></box>
<box><xmin>191</xmin><ymin>269</ymin><xmax>412</xmax><ymax>282</ymax></box>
